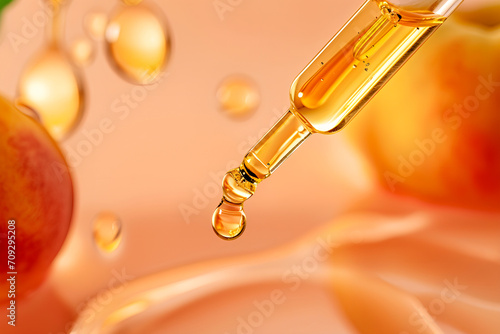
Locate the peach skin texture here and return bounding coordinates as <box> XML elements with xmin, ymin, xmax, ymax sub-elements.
<box><xmin>346</xmin><ymin>4</ymin><xmax>500</xmax><ymax>211</ymax></box>
<box><xmin>0</xmin><ymin>95</ymin><xmax>73</xmax><ymax>304</ymax></box>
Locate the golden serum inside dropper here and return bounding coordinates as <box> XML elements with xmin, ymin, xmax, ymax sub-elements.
<box><xmin>212</xmin><ymin>0</ymin><xmax>463</xmax><ymax>240</ymax></box>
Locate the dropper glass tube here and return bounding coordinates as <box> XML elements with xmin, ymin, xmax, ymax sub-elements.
<box><xmin>212</xmin><ymin>0</ymin><xmax>463</xmax><ymax>240</ymax></box>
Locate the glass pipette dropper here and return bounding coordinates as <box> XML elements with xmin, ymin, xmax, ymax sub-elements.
<box><xmin>212</xmin><ymin>0</ymin><xmax>464</xmax><ymax>240</ymax></box>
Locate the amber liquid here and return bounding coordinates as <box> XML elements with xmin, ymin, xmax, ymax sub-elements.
<box><xmin>213</xmin><ymin>0</ymin><xmax>447</xmax><ymax>240</ymax></box>
<box><xmin>16</xmin><ymin>0</ymin><xmax>84</xmax><ymax>141</ymax></box>
<box><xmin>105</xmin><ymin>3</ymin><xmax>170</xmax><ymax>84</ymax></box>
<box><xmin>291</xmin><ymin>0</ymin><xmax>444</xmax><ymax>134</ymax></box>
<box><xmin>93</xmin><ymin>212</ymin><xmax>123</xmax><ymax>253</ymax></box>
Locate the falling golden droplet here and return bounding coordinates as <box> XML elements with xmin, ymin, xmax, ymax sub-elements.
<box><xmin>70</xmin><ymin>37</ymin><xmax>95</xmax><ymax>67</ymax></box>
<box><xmin>93</xmin><ymin>212</ymin><xmax>123</xmax><ymax>253</ymax></box>
<box><xmin>105</xmin><ymin>3</ymin><xmax>170</xmax><ymax>84</ymax></box>
<box><xmin>216</xmin><ymin>76</ymin><xmax>260</xmax><ymax>118</ymax></box>
<box><xmin>84</xmin><ymin>11</ymin><xmax>109</xmax><ymax>41</ymax></box>
<box><xmin>17</xmin><ymin>46</ymin><xmax>84</xmax><ymax>141</ymax></box>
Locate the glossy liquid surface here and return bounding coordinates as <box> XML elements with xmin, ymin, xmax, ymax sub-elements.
<box><xmin>93</xmin><ymin>212</ymin><xmax>123</xmax><ymax>253</ymax></box>
<box><xmin>106</xmin><ymin>4</ymin><xmax>170</xmax><ymax>84</ymax></box>
<box><xmin>243</xmin><ymin>111</ymin><xmax>310</xmax><ymax>181</ymax></box>
<box><xmin>17</xmin><ymin>47</ymin><xmax>84</xmax><ymax>141</ymax></box>
<box><xmin>212</xmin><ymin>168</ymin><xmax>254</xmax><ymax>240</ymax></box>
<box><xmin>17</xmin><ymin>1</ymin><xmax>84</xmax><ymax>141</ymax></box>
<box><xmin>212</xmin><ymin>200</ymin><xmax>246</xmax><ymax>240</ymax></box>
<box><xmin>290</xmin><ymin>0</ymin><xmax>444</xmax><ymax>133</ymax></box>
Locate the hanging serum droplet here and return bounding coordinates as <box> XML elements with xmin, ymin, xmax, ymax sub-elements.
<box><xmin>212</xmin><ymin>168</ymin><xmax>256</xmax><ymax>239</ymax></box>
<box><xmin>212</xmin><ymin>200</ymin><xmax>246</xmax><ymax>240</ymax></box>
<box><xmin>211</xmin><ymin>0</ymin><xmax>461</xmax><ymax>240</ymax></box>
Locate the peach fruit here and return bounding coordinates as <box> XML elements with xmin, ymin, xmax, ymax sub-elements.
<box><xmin>346</xmin><ymin>6</ymin><xmax>500</xmax><ymax>211</ymax></box>
<box><xmin>0</xmin><ymin>95</ymin><xmax>73</xmax><ymax>304</ymax></box>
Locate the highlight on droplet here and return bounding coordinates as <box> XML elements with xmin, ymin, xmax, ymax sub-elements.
<box><xmin>17</xmin><ymin>46</ymin><xmax>84</xmax><ymax>141</ymax></box>
<box><xmin>105</xmin><ymin>3</ymin><xmax>171</xmax><ymax>84</ymax></box>
<box><xmin>93</xmin><ymin>212</ymin><xmax>123</xmax><ymax>253</ymax></box>
<box><xmin>212</xmin><ymin>200</ymin><xmax>246</xmax><ymax>240</ymax></box>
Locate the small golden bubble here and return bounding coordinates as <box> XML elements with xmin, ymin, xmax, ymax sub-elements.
<box><xmin>105</xmin><ymin>4</ymin><xmax>170</xmax><ymax>84</ymax></box>
<box><xmin>93</xmin><ymin>212</ymin><xmax>123</xmax><ymax>253</ymax></box>
<box><xmin>17</xmin><ymin>46</ymin><xmax>84</xmax><ymax>141</ymax></box>
<box><xmin>217</xmin><ymin>76</ymin><xmax>260</xmax><ymax>118</ymax></box>
<box><xmin>70</xmin><ymin>37</ymin><xmax>95</xmax><ymax>67</ymax></box>
<box><xmin>84</xmin><ymin>12</ymin><xmax>108</xmax><ymax>41</ymax></box>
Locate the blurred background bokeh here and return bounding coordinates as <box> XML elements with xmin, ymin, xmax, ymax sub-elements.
<box><xmin>0</xmin><ymin>0</ymin><xmax>499</xmax><ymax>333</ymax></box>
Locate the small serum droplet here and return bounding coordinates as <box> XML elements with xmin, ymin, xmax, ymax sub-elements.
<box><xmin>70</xmin><ymin>37</ymin><xmax>95</xmax><ymax>67</ymax></box>
<box><xmin>217</xmin><ymin>76</ymin><xmax>260</xmax><ymax>118</ymax></box>
<box><xmin>17</xmin><ymin>47</ymin><xmax>84</xmax><ymax>141</ymax></box>
<box><xmin>93</xmin><ymin>212</ymin><xmax>123</xmax><ymax>253</ymax></box>
<box><xmin>212</xmin><ymin>200</ymin><xmax>246</xmax><ymax>240</ymax></box>
<box><xmin>84</xmin><ymin>12</ymin><xmax>108</xmax><ymax>41</ymax></box>
<box><xmin>105</xmin><ymin>3</ymin><xmax>171</xmax><ymax>84</ymax></box>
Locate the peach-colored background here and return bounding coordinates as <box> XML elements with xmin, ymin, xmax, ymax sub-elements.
<box><xmin>0</xmin><ymin>0</ymin><xmax>497</xmax><ymax>333</ymax></box>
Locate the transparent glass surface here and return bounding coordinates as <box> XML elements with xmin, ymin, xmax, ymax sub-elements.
<box><xmin>289</xmin><ymin>0</ymin><xmax>463</xmax><ymax>134</ymax></box>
